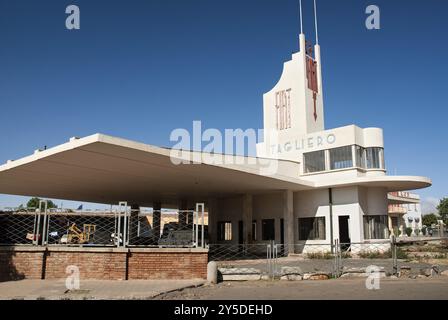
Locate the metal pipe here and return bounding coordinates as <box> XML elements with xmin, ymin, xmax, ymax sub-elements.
<box><xmin>122</xmin><ymin>202</ymin><xmax>128</xmax><ymax>248</ymax></box>
<box><xmin>35</xmin><ymin>206</ymin><xmax>42</xmax><ymax>246</ymax></box>
<box><xmin>117</xmin><ymin>202</ymin><xmax>124</xmax><ymax>248</ymax></box>
<box><xmin>126</xmin><ymin>207</ymin><xmax>131</xmax><ymax>246</ymax></box>
<box><xmin>313</xmin><ymin>0</ymin><xmax>319</xmax><ymax>45</ymax></box>
<box><xmin>192</xmin><ymin>210</ymin><xmax>195</xmax><ymax>245</ymax></box>
<box><xmin>199</xmin><ymin>203</ymin><xmax>205</xmax><ymax>248</ymax></box>
<box><xmin>329</xmin><ymin>188</ymin><xmax>334</xmax><ymax>253</ymax></box>
<box><xmin>40</xmin><ymin>200</ymin><xmax>48</xmax><ymax>245</ymax></box>
<box><xmin>195</xmin><ymin>208</ymin><xmax>199</xmax><ymax>247</ymax></box>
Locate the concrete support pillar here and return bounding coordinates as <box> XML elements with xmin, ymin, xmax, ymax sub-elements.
<box><xmin>282</xmin><ymin>190</ymin><xmax>294</xmax><ymax>254</ymax></box>
<box><xmin>242</xmin><ymin>194</ymin><xmax>253</xmax><ymax>244</ymax></box>
<box><xmin>178</xmin><ymin>199</ymin><xmax>188</xmax><ymax>229</ymax></box>
<box><xmin>207</xmin><ymin>198</ymin><xmax>218</xmax><ymax>243</ymax></box>
<box><xmin>130</xmin><ymin>204</ymin><xmax>140</xmax><ymax>243</ymax></box>
<box><xmin>153</xmin><ymin>201</ymin><xmax>162</xmax><ymax>238</ymax></box>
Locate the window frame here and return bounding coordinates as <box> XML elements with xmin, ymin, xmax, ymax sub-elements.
<box><xmin>298</xmin><ymin>217</ymin><xmax>326</xmax><ymax>241</ymax></box>
<box><xmin>329</xmin><ymin>145</ymin><xmax>354</xmax><ymax>170</ymax></box>
<box><xmin>217</xmin><ymin>221</ymin><xmax>232</xmax><ymax>241</ymax></box>
<box><xmin>303</xmin><ymin>150</ymin><xmax>326</xmax><ymax>173</ymax></box>
<box><xmin>252</xmin><ymin>220</ymin><xmax>257</xmax><ymax>241</ymax></box>
<box><xmin>363</xmin><ymin>215</ymin><xmax>389</xmax><ymax>240</ymax></box>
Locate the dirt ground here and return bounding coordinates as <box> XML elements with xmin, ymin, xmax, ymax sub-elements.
<box><xmin>155</xmin><ymin>277</ymin><xmax>448</xmax><ymax>300</ymax></box>
<box><xmin>217</xmin><ymin>256</ymin><xmax>448</xmax><ymax>276</ymax></box>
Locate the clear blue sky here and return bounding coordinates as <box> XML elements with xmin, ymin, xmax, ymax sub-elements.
<box><xmin>0</xmin><ymin>0</ymin><xmax>446</xmax><ymax>211</ymax></box>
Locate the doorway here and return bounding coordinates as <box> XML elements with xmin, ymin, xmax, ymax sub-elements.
<box><xmin>238</xmin><ymin>220</ymin><xmax>243</xmax><ymax>245</ymax></box>
<box><xmin>338</xmin><ymin>216</ymin><xmax>351</xmax><ymax>248</ymax></box>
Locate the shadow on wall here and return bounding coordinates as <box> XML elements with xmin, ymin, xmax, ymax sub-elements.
<box><xmin>0</xmin><ymin>250</ymin><xmax>25</xmax><ymax>282</ymax></box>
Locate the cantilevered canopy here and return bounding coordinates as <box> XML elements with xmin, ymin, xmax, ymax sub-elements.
<box><xmin>0</xmin><ymin>134</ymin><xmax>431</xmax><ymax>207</ymax></box>
<box><xmin>314</xmin><ymin>176</ymin><xmax>431</xmax><ymax>192</ymax></box>
<box><xmin>0</xmin><ymin>134</ymin><xmax>314</xmax><ymax>206</ymax></box>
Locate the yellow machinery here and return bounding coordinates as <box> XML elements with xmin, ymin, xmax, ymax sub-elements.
<box><xmin>66</xmin><ymin>223</ymin><xmax>96</xmax><ymax>244</ymax></box>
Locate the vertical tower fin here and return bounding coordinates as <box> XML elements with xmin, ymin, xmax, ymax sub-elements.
<box><xmin>313</xmin><ymin>0</ymin><xmax>319</xmax><ymax>45</ymax></box>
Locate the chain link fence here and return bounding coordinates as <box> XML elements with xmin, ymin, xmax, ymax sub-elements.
<box><xmin>334</xmin><ymin>237</ymin><xmax>448</xmax><ymax>278</ymax></box>
<box><xmin>127</xmin><ymin>209</ymin><xmax>208</xmax><ymax>247</ymax></box>
<box><xmin>0</xmin><ymin>210</ymin><xmax>37</xmax><ymax>245</ymax></box>
<box><xmin>209</xmin><ymin>243</ymin><xmax>270</xmax><ymax>280</ymax></box>
<box><xmin>0</xmin><ymin>202</ymin><xmax>207</xmax><ymax>248</ymax></box>
<box><xmin>208</xmin><ymin>242</ymin><xmax>338</xmax><ymax>280</ymax></box>
<box><xmin>209</xmin><ymin>237</ymin><xmax>448</xmax><ymax>280</ymax></box>
<box><xmin>334</xmin><ymin>240</ymin><xmax>393</xmax><ymax>277</ymax></box>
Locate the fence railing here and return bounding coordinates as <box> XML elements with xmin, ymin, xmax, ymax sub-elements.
<box><xmin>208</xmin><ymin>237</ymin><xmax>448</xmax><ymax>279</ymax></box>
<box><xmin>0</xmin><ymin>201</ymin><xmax>207</xmax><ymax>249</ymax></box>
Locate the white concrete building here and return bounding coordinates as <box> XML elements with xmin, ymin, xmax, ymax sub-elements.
<box><xmin>0</xmin><ymin>23</ymin><xmax>431</xmax><ymax>254</ymax></box>
<box><xmin>388</xmin><ymin>192</ymin><xmax>422</xmax><ymax>236</ymax></box>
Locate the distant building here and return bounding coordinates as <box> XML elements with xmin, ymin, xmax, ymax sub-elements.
<box><xmin>388</xmin><ymin>192</ymin><xmax>422</xmax><ymax>236</ymax></box>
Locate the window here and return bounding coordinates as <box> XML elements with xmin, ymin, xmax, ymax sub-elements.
<box><xmin>299</xmin><ymin>217</ymin><xmax>326</xmax><ymax>240</ymax></box>
<box><xmin>262</xmin><ymin>219</ymin><xmax>275</xmax><ymax>241</ymax></box>
<box><xmin>217</xmin><ymin>221</ymin><xmax>232</xmax><ymax>241</ymax></box>
<box><xmin>329</xmin><ymin>146</ymin><xmax>353</xmax><ymax>170</ymax></box>
<box><xmin>355</xmin><ymin>145</ymin><xmax>366</xmax><ymax>168</ymax></box>
<box><xmin>366</xmin><ymin>147</ymin><xmax>383</xmax><ymax>169</ymax></box>
<box><xmin>363</xmin><ymin>215</ymin><xmax>389</xmax><ymax>239</ymax></box>
<box><xmin>252</xmin><ymin>220</ymin><xmax>257</xmax><ymax>241</ymax></box>
<box><xmin>303</xmin><ymin>150</ymin><xmax>326</xmax><ymax>173</ymax></box>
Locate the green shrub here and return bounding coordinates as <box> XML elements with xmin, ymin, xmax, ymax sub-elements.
<box><xmin>358</xmin><ymin>248</ymin><xmax>408</xmax><ymax>259</ymax></box>
<box><xmin>405</xmin><ymin>227</ymin><xmax>413</xmax><ymax>237</ymax></box>
<box><xmin>422</xmin><ymin>226</ymin><xmax>427</xmax><ymax>236</ymax></box>
<box><xmin>396</xmin><ymin>247</ymin><xmax>409</xmax><ymax>259</ymax></box>
<box><xmin>306</xmin><ymin>252</ymin><xmax>333</xmax><ymax>259</ymax></box>
<box><xmin>358</xmin><ymin>250</ymin><xmax>389</xmax><ymax>259</ymax></box>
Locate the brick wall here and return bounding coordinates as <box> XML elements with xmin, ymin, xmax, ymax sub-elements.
<box><xmin>44</xmin><ymin>249</ymin><xmax>127</xmax><ymax>280</ymax></box>
<box><xmin>128</xmin><ymin>251</ymin><xmax>207</xmax><ymax>279</ymax></box>
<box><xmin>0</xmin><ymin>248</ymin><xmax>45</xmax><ymax>282</ymax></box>
<box><xmin>0</xmin><ymin>247</ymin><xmax>208</xmax><ymax>282</ymax></box>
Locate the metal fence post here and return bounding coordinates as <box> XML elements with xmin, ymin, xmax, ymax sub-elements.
<box><xmin>34</xmin><ymin>205</ymin><xmax>43</xmax><ymax>246</ymax></box>
<box><xmin>39</xmin><ymin>200</ymin><xmax>48</xmax><ymax>246</ymax></box>
<box><xmin>333</xmin><ymin>239</ymin><xmax>340</xmax><ymax>278</ymax></box>
<box><xmin>195</xmin><ymin>207</ymin><xmax>199</xmax><ymax>247</ymax></box>
<box><xmin>192</xmin><ymin>210</ymin><xmax>195</xmax><ymax>245</ymax></box>
<box><xmin>126</xmin><ymin>207</ymin><xmax>131</xmax><ymax>247</ymax></box>
<box><xmin>391</xmin><ymin>235</ymin><xmax>398</xmax><ymax>275</ymax></box>
<box><xmin>32</xmin><ymin>209</ymin><xmax>39</xmax><ymax>246</ymax></box>
<box><xmin>266</xmin><ymin>242</ymin><xmax>271</xmax><ymax>279</ymax></box>
<box><xmin>196</xmin><ymin>203</ymin><xmax>205</xmax><ymax>248</ymax></box>
<box><xmin>118</xmin><ymin>202</ymin><xmax>128</xmax><ymax>248</ymax></box>
<box><xmin>272</xmin><ymin>240</ymin><xmax>278</xmax><ymax>278</ymax></box>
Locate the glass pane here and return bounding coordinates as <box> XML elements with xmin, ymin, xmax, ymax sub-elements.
<box><xmin>304</xmin><ymin>150</ymin><xmax>326</xmax><ymax>173</ymax></box>
<box><xmin>329</xmin><ymin>146</ymin><xmax>353</xmax><ymax>170</ymax></box>
<box><xmin>299</xmin><ymin>217</ymin><xmax>326</xmax><ymax>240</ymax></box>
<box><xmin>366</xmin><ymin>147</ymin><xmax>382</xmax><ymax>169</ymax></box>
<box><xmin>363</xmin><ymin>215</ymin><xmax>389</xmax><ymax>239</ymax></box>
<box><xmin>355</xmin><ymin>146</ymin><xmax>366</xmax><ymax>168</ymax></box>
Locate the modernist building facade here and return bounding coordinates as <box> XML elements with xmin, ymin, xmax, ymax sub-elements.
<box><xmin>0</xmin><ymin>33</ymin><xmax>431</xmax><ymax>256</ymax></box>
<box><xmin>209</xmin><ymin>32</ymin><xmax>430</xmax><ymax>250</ymax></box>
